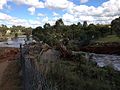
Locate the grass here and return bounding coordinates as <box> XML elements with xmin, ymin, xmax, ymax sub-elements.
<box><xmin>96</xmin><ymin>35</ymin><xmax>120</xmax><ymax>43</ymax></box>
<box><xmin>0</xmin><ymin>60</ymin><xmax>22</xmax><ymax>90</ymax></box>
<box><xmin>38</xmin><ymin>55</ymin><xmax>120</xmax><ymax>90</ymax></box>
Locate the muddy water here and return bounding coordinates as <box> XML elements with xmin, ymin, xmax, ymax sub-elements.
<box><xmin>90</xmin><ymin>53</ymin><xmax>120</xmax><ymax>71</ymax></box>
<box><xmin>73</xmin><ymin>51</ymin><xmax>120</xmax><ymax>71</ymax></box>
<box><xmin>0</xmin><ymin>35</ymin><xmax>32</xmax><ymax>48</ymax></box>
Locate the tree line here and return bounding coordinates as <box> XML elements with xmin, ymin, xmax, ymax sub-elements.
<box><xmin>0</xmin><ymin>25</ymin><xmax>32</xmax><ymax>36</ymax></box>
<box><xmin>32</xmin><ymin>17</ymin><xmax>120</xmax><ymax>47</ymax></box>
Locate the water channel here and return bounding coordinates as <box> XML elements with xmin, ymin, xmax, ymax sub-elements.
<box><xmin>0</xmin><ymin>35</ymin><xmax>32</xmax><ymax>48</ymax></box>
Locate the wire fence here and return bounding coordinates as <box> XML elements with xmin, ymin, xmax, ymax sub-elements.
<box><xmin>20</xmin><ymin>44</ymin><xmax>50</xmax><ymax>90</ymax></box>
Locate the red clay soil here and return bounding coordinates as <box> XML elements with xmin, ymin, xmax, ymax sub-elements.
<box><xmin>0</xmin><ymin>47</ymin><xmax>19</xmax><ymax>63</ymax></box>
<box><xmin>79</xmin><ymin>44</ymin><xmax>120</xmax><ymax>54</ymax></box>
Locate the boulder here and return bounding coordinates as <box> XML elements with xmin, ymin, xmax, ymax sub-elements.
<box><xmin>40</xmin><ymin>49</ymin><xmax>60</xmax><ymax>63</ymax></box>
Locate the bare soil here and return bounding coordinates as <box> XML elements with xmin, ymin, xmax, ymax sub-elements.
<box><xmin>0</xmin><ymin>47</ymin><xmax>21</xmax><ymax>90</ymax></box>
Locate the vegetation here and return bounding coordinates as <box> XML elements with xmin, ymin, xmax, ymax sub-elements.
<box><xmin>38</xmin><ymin>55</ymin><xmax>120</xmax><ymax>90</ymax></box>
<box><xmin>32</xmin><ymin>17</ymin><xmax>120</xmax><ymax>90</ymax></box>
<box><xmin>0</xmin><ymin>15</ymin><xmax>120</xmax><ymax>90</ymax></box>
<box><xmin>96</xmin><ymin>35</ymin><xmax>120</xmax><ymax>43</ymax></box>
<box><xmin>32</xmin><ymin>17</ymin><xmax>120</xmax><ymax>49</ymax></box>
<box><xmin>111</xmin><ymin>17</ymin><xmax>120</xmax><ymax>37</ymax></box>
<box><xmin>0</xmin><ymin>25</ymin><xmax>32</xmax><ymax>37</ymax></box>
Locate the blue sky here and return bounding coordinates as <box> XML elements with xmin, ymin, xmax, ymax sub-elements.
<box><xmin>0</xmin><ymin>0</ymin><xmax>120</xmax><ymax>27</ymax></box>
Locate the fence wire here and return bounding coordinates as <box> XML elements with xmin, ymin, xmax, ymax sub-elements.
<box><xmin>20</xmin><ymin>44</ymin><xmax>51</xmax><ymax>90</ymax></box>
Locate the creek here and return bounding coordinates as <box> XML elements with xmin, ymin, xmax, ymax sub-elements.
<box><xmin>0</xmin><ymin>35</ymin><xmax>32</xmax><ymax>48</ymax></box>
<box><xmin>0</xmin><ymin>37</ymin><xmax>120</xmax><ymax>71</ymax></box>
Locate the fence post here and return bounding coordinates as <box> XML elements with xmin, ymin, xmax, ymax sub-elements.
<box><xmin>20</xmin><ymin>44</ymin><xmax>25</xmax><ymax>90</ymax></box>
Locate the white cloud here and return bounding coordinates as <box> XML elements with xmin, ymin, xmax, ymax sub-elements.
<box><xmin>65</xmin><ymin>0</ymin><xmax>120</xmax><ymax>25</ymax></box>
<box><xmin>0</xmin><ymin>12</ymin><xmax>57</xmax><ymax>28</ymax></box>
<box><xmin>13</xmin><ymin>0</ymin><xmax>44</xmax><ymax>8</ymax></box>
<box><xmin>44</xmin><ymin>0</ymin><xmax>74</xmax><ymax>9</ymax></box>
<box><xmin>37</xmin><ymin>13</ymin><xmax>46</xmax><ymax>17</ymax></box>
<box><xmin>13</xmin><ymin>0</ymin><xmax>44</xmax><ymax>15</ymax></box>
<box><xmin>0</xmin><ymin>12</ymin><xmax>12</xmax><ymax>20</ymax></box>
<box><xmin>28</xmin><ymin>7</ymin><xmax>35</xmax><ymax>15</ymax></box>
<box><xmin>0</xmin><ymin>0</ymin><xmax>9</xmax><ymax>9</ymax></box>
<box><xmin>53</xmin><ymin>12</ymin><xmax>59</xmax><ymax>16</ymax></box>
<box><xmin>0</xmin><ymin>12</ymin><xmax>43</xmax><ymax>28</ymax></box>
<box><xmin>80</xmin><ymin>0</ymin><xmax>89</xmax><ymax>3</ymax></box>
<box><xmin>42</xmin><ymin>17</ymin><xmax>49</xmax><ymax>23</ymax></box>
<box><xmin>1</xmin><ymin>0</ymin><xmax>120</xmax><ymax>27</ymax></box>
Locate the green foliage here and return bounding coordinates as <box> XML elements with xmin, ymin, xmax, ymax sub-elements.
<box><xmin>0</xmin><ymin>24</ymin><xmax>8</xmax><ymax>36</ymax></box>
<box><xmin>0</xmin><ymin>24</ymin><xmax>32</xmax><ymax>36</ymax></box>
<box><xmin>15</xmin><ymin>33</ymin><xmax>18</xmax><ymax>38</ymax></box>
<box><xmin>96</xmin><ymin>35</ymin><xmax>120</xmax><ymax>43</ymax></box>
<box><xmin>43</xmin><ymin>55</ymin><xmax>120</xmax><ymax>90</ymax></box>
<box><xmin>111</xmin><ymin>17</ymin><xmax>120</xmax><ymax>37</ymax></box>
<box><xmin>32</xmin><ymin>18</ymin><xmax>120</xmax><ymax>49</ymax></box>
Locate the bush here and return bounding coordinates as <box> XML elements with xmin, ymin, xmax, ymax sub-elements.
<box><xmin>38</xmin><ymin>55</ymin><xmax>120</xmax><ymax>90</ymax></box>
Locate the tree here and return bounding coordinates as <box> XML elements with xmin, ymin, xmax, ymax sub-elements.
<box><xmin>54</xmin><ymin>18</ymin><xmax>64</xmax><ymax>31</ymax></box>
<box><xmin>24</xmin><ymin>27</ymin><xmax>32</xmax><ymax>35</ymax></box>
<box><xmin>83</xmin><ymin>21</ymin><xmax>88</xmax><ymax>29</ymax></box>
<box><xmin>86</xmin><ymin>24</ymin><xmax>97</xmax><ymax>40</ymax></box>
<box><xmin>111</xmin><ymin>17</ymin><xmax>120</xmax><ymax>37</ymax></box>
<box><xmin>55</xmin><ymin>18</ymin><xmax>64</xmax><ymax>26</ymax></box>
<box><xmin>77</xmin><ymin>22</ymin><xmax>82</xmax><ymax>29</ymax></box>
<box><xmin>0</xmin><ymin>24</ymin><xmax>8</xmax><ymax>35</ymax></box>
<box><xmin>43</xmin><ymin>23</ymin><xmax>51</xmax><ymax>30</ymax></box>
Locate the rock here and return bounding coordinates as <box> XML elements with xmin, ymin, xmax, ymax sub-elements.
<box><xmin>40</xmin><ymin>49</ymin><xmax>60</xmax><ymax>63</ymax></box>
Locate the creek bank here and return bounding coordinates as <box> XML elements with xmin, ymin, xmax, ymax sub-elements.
<box><xmin>0</xmin><ymin>47</ymin><xmax>19</xmax><ymax>63</ymax></box>
<box><xmin>79</xmin><ymin>42</ymin><xmax>120</xmax><ymax>55</ymax></box>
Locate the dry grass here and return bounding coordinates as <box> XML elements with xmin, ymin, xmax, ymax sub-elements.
<box><xmin>0</xmin><ymin>60</ymin><xmax>22</xmax><ymax>90</ymax></box>
<box><xmin>0</xmin><ymin>48</ymin><xmax>5</xmax><ymax>55</ymax></box>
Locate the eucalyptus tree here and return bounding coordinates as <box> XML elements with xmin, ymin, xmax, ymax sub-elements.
<box><xmin>83</xmin><ymin>21</ymin><xmax>88</xmax><ymax>30</ymax></box>
<box><xmin>111</xmin><ymin>17</ymin><xmax>120</xmax><ymax>37</ymax></box>
<box><xmin>0</xmin><ymin>24</ymin><xmax>8</xmax><ymax>36</ymax></box>
<box><xmin>43</xmin><ymin>23</ymin><xmax>51</xmax><ymax>30</ymax></box>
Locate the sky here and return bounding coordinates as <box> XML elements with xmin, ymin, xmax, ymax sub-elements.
<box><xmin>0</xmin><ymin>0</ymin><xmax>120</xmax><ymax>28</ymax></box>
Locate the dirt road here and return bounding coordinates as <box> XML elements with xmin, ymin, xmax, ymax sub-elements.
<box><xmin>0</xmin><ymin>61</ymin><xmax>9</xmax><ymax>84</ymax></box>
<box><xmin>0</xmin><ymin>47</ymin><xmax>19</xmax><ymax>85</ymax></box>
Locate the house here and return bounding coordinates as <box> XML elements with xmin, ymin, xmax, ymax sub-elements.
<box><xmin>6</xmin><ymin>30</ymin><xmax>11</xmax><ymax>35</ymax></box>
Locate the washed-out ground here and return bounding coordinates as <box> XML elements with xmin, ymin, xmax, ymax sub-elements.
<box><xmin>0</xmin><ymin>47</ymin><xmax>22</xmax><ymax>90</ymax></box>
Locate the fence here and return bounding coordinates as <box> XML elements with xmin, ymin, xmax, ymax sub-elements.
<box><xmin>20</xmin><ymin>44</ymin><xmax>50</xmax><ymax>90</ymax></box>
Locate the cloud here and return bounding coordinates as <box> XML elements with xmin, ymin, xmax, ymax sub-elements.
<box><xmin>80</xmin><ymin>0</ymin><xmax>89</xmax><ymax>3</ymax></box>
<box><xmin>0</xmin><ymin>0</ymin><xmax>8</xmax><ymax>9</ymax></box>
<box><xmin>0</xmin><ymin>12</ymin><xmax>55</xmax><ymax>28</ymax></box>
<box><xmin>42</xmin><ymin>16</ymin><xmax>49</xmax><ymax>23</ymax></box>
<box><xmin>37</xmin><ymin>13</ymin><xmax>46</xmax><ymax>17</ymax></box>
<box><xmin>28</xmin><ymin>7</ymin><xmax>35</xmax><ymax>15</ymax></box>
<box><xmin>13</xmin><ymin>0</ymin><xmax>44</xmax><ymax>8</ymax></box>
<box><xmin>65</xmin><ymin>0</ymin><xmax>120</xmax><ymax>24</ymax></box>
<box><xmin>44</xmin><ymin>0</ymin><xmax>74</xmax><ymax>9</ymax></box>
<box><xmin>13</xmin><ymin>0</ymin><xmax>44</xmax><ymax>15</ymax></box>
<box><xmin>0</xmin><ymin>12</ymin><xmax>12</xmax><ymax>21</ymax></box>
<box><xmin>0</xmin><ymin>12</ymin><xmax>42</xmax><ymax>28</ymax></box>
<box><xmin>1</xmin><ymin>0</ymin><xmax>120</xmax><ymax>27</ymax></box>
<box><xmin>53</xmin><ymin>12</ymin><xmax>59</xmax><ymax>16</ymax></box>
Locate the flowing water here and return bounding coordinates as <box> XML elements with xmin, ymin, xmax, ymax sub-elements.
<box><xmin>90</xmin><ymin>53</ymin><xmax>120</xmax><ymax>71</ymax></box>
<box><xmin>73</xmin><ymin>51</ymin><xmax>120</xmax><ymax>71</ymax></box>
<box><xmin>0</xmin><ymin>35</ymin><xmax>32</xmax><ymax>48</ymax></box>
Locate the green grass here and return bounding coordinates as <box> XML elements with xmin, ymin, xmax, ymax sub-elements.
<box><xmin>96</xmin><ymin>35</ymin><xmax>120</xmax><ymax>43</ymax></box>
<box><xmin>38</xmin><ymin>55</ymin><xmax>120</xmax><ymax>90</ymax></box>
